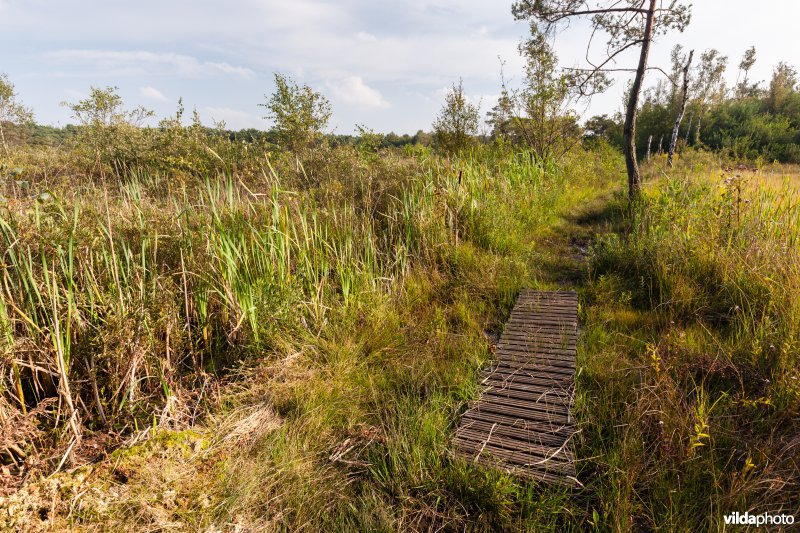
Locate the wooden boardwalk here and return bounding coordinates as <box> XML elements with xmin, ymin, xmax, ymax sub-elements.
<box><xmin>454</xmin><ymin>289</ymin><xmax>579</xmax><ymax>487</ymax></box>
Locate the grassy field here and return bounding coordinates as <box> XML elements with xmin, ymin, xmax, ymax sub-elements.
<box><xmin>582</xmin><ymin>153</ymin><xmax>800</xmax><ymax>529</ymax></box>
<box><xmin>1</xmin><ymin>144</ymin><xmax>798</xmax><ymax>530</ymax></box>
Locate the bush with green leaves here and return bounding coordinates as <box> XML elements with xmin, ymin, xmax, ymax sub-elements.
<box><xmin>432</xmin><ymin>80</ymin><xmax>479</xmax><ymax>155</ymax></box>
<box><xmin>0</xmin><ymin>73</ymin><xmax>34</xmax><ymax>154</ymax></box>
<box><xmin>260</xmin><ymin>73</ymin><xmax>332</xmax><ymax>154</ymax></box>
<box><xmin>488</xmin><ymin>31</ymin><xmax>583</xmax><ymax>162</ymax></box>
<box><xmin>62</xmin><ymin>86</ymin><xmax>154</xmax><ymax>176</ymax></box>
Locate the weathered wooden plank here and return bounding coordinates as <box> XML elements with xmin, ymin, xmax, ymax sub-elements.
<box><xmin>453</xmin><ymin>450</ymin><xmax>572</xmax><ymax>486</ymax></box>
<box><xmin>468</xmin><ymin>398</ymin><xmax>570</xmax><ymax>424</ymax></box>
<box><xmin>480</xmin><ymin>372</ymin><xmax>571</xmax><ymax>390</ymax></box>
<box><xmin>512</xmin><ymin>310</ymin><xmax>576</xmax><ymax>318</ymax></box>
<box><xmin>460</xmin><ymin>410</ymin><xmax>573</xmax><ymax>438</ymax></box>
<box><xmin>500</xmin><ymin>328</ymin><xmax>577</xmax><ymax>339</ymax></box>
<box><xmin>481</xmin><ymin>384</ymin><xmax>572</xmax><ymax>408</ymax></box>
<box><xmin>497</xmin><ymin>338</ymin><xmax>576</xmax><ymax>351</ymax></box>
<box><xmin>455</xmin><ymin>427</ymin><xmax>575</xmax><ymax>462</ymax></box>
<box><xmin>493</xmin><ymin>357</ymin><xmax>575</xmax><ymax>373</ymax></box>
<box><xmin>454</xmin><ymin>442</ymin><xmax>576</xmax><ymax>485</ymax></box>
<box><xmin>483</xmin><ymin>384</ymin><xmax>571</xmax><ymax>403</ymax></box>
<box><xmin>513</xmin><ymin>303</ymin><xmax>577</xmax><ymax>310</ymax></box>
<box><xmin>502</xmin><ymin>328</ymin><xmax>577</xmax><ymax>339</ymax></box>
<box><xmin>495</xmin><ymin>344</ymin><xmax>577</xmax><ymax>358</ymax></box>
<box><xmin>514</xmin><ymin>299</ymin><xmax>577</xmax><ymax>306</ymax></box>
<box><xmin>504</xmin><ymin>323</ymin><xmax>577</xmax><ymax>333</ymax></box>
<box><xmin>496</xmin><ymin>353</ymin><xmax>576</xmax><ymax>369</ymax></box>
<box><xmin>482</xmin><ymin>379</ymin><xmax>572</xmax><ymax>397</ymax></box>
<box><xmin>517</xmin><ymin>295</ymin><xmax>578</xmax><ymax>304</ymax></box>
<box><xmin>515</xmin><ymin>299</ymin><xmax>577</xmax><ymax>308</ymax></box>
<box><xmin>506</xmin><ymin>316</ymin><xmax>576</xmax><ymax>325</ymax></box>
<box><xmin>511</xmin><ymin>309</ymin><xmax>576</xmax><ymax>315</ymax></box>
<box><xmin>486</xmin><ymin>367</ymin><xmax>573</xmax><ymax>386</ymax></box>
<box><xmin>501</xmin><ymin>329</ymin><xmax>577</xmax><ymax>341</ymax></box>
<box><xmin>504</xmin><ymin>319</ymin><xmax>577</xmax><ymax>331</ymax></box>
<box><xmin>514</xmin><ymin>304</ymin><xmax>577</xmax><ymax>311</ymax></box>
<box><xmin>455</xmin><ymin>290</ymin><xmax>579</xmax><ymax>487</ymax></box>
<box><xmin>516</xmin><ymin>300</ymin><xmax>578</xmax><ymax>306</ymax></box>
<box><xmin>489</xmin><ymin>360</ymin><xmax>575</xmax><ymax>377</ymax></box>
<box><xmin>497</xmin><ymin>344</ymin><xmax>577</xmax><ymax>359</ymax></box>
<box><xmin>478</xmin><ymin>392</ymin><xmax>570</xmax><ymax>415</ymax></box>
<box><xmin>517</xmin><ymin>294</ymin><xmax>576</xmax><ymax>300</ymax></box>
<box><xmin>481</xmin><ymin>368</ymin><xmax>572</xmax><ymax>388</ymax></box>
<box><xmin>453</xmin><ymin>438</ymin><xmax>575</xmax><ymax>475</ymax></box>
<box><xmin>457</xmin><ymin>417</ymin><xmax>572</xmax><ymax>445</ymax></box>
<box><xmin>472</xmin><ymin>393</ymin><xmax>571</xmax><ymax>417</ymax></box>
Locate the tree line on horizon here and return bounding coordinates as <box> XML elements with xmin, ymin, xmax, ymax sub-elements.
<box><xmin>6</xmin><ymin>52</ymin><xmax>800</xmax><ymax>161</ymax></box>
<box><xmin>583</xmin><ymin>47</ymin><xmax>800</xmax><ymax>164</ymax></box>
<box><xmin>2</xmin><ymin>1</ymin><xmax>800</xmax><ymax>185</ymax></box>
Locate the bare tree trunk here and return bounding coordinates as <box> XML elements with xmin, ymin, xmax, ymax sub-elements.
<box><xmin>646</xmin><ymin>134</ymin><xmax>653</xmax><ymax>161</ymax></box>
<box><xmin>658</xmin><ymin>134</ymin><xmax>663</xmax><ymax>155</ymax></box>
<box><xmin>694</xmin><ymin>112</ymin><xmax>702</xmax><ymax>144</ymax></box>
<box><xmin>668</xmin><ymin>50</ymin><xmax>694</xmax><ymax>167</ymax></box>
<box><xmin>684</xmin><ymin>112</ymin><xmax>693</xmax><ymax>144</ymax></box>
<box><xmin>0</xmin><ymin>123</ymin><xmax>8</xmax><ymax>155</ymax></box>
<box><xmin>623</xmin><ymin>0</ymin><xmax>657</xmax><ymax>198</ymax></box>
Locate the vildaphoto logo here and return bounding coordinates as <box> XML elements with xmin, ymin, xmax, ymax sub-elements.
<box><xmin>724</xmin><ymin>511</ymin><xmax>795</xmax><ymax>527</ymax></box>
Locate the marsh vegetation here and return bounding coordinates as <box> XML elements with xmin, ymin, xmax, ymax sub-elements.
<box><xmin>1</xmin><ymin>1</ymin><xmax>800</xmax><ymax>530</ymax></box>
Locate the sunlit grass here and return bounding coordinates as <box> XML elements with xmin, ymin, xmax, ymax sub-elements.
<box><xmin>1</xmin><ymin>143</ymin><xmax>625</xmax><ymax>529</ymax></box>
<box><xmin>3</xmin><ymin>143</ymin><xmax>797</xmax><ymax>530</ymax></box>
<box><xmin>583</xmin><ymin>151</ymin><xmax>800</xmax><ymax>528</ymax></box>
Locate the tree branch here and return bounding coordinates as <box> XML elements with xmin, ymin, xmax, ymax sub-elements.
<box><xmin>543</xmin><ymin>8</ymin><xmax>649</xmax><ymax>19</ymax></box>
<box><xmin>577</xmin><ymin>38</ymin><xmax>644</xmax><ymax>78</ymax></box>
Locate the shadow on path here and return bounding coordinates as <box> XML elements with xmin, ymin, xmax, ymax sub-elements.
<box><xmin>530</xmin><ymin>194</ymin><xmax>627</xmax><ymax>290</ymax></box>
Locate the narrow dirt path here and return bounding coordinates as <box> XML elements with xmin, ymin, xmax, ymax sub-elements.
<box><xmin>530</xmin><ymin>193</ymin><xmax>624</xmax><ymax>291</ymax></box>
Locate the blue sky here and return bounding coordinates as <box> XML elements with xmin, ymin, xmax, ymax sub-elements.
<box><xmin>2</xmin><ymin>1</ymin><xmax>798</xmax><ymax>134</ymax></box>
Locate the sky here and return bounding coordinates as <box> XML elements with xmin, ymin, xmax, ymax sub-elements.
<box><xmin>1</xmin><ymin>1</ymin><xmax>799</xmax><ymax>134</ymax></box>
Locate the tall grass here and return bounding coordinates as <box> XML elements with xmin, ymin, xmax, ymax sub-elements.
<box><xmin>15</xmin><ymin>141</ymin><xmax>796</xmax><ymax>530</ymax></box>
<box><xmin>584</xmin><ymin>156</ymin><xmax>800</xmax><ymax>528</ymax></box>
<box><xmin>1</xmin><ymin>140</ymin><xmax>624</xmax><ymax>529</ymax></box>
<box><xmin>0</xmin><ymin>145</ymin><xmax>568</xmax><ymax>452</ymax></box>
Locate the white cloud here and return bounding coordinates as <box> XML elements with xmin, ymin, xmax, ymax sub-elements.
<box><xmin>355</xmin><ymin>31</ymin><xmax>377</xmax><ymax>42</ymax></box>
<box><xmin>8</xmin><ymin>0</ymin><xmax>800</xmax><ymax>133</ymax></box>
<box><xmin>63</xmin><ymin>89</ymin><xmax>87</xmax><ymax>100</ymax></box>
<box><xmin>139</xmin><ymin>85</ymin><xmax>168</xmax><ymax>102</ymax></box>
<box><xmin>46</xmin><ymin>49</ymin><xmax>255</xmax><ymax>79</ymax></box>
<box><xmin>202</xmin><ymin>107</ymin><xmax>263</xmax><ymax>130</ymax></box>
<box><xmin>326</xmin><ymin>76</ymin><xmax>390</xmax><ymax>109</ymax></box>
<box><xmin>246</xmin><ymin>29</ymin><xmax>523</xmax><ymax>89</ymax></box>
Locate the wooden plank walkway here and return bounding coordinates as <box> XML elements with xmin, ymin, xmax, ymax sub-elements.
<box><xmin>454</xmin><ymin>289</ymin><xmax>579</xmax><ymax>487</ymax></box>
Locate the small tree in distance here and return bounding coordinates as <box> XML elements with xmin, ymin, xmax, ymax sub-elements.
<box><xmin>667</xmin><ymin>48</ymin><xmax>693</xmax><ymax>167</ymax></box>
<box><xmin>0</xmin><ymin>73</ymin><xmax>34</xmax><ymax>154</ymax></box>
<box><xmin>767</xmin><ymin>62</ymin><xmax>799</xmax><ymax>113</ymax></box>
<box><xmin>735</xmin><ymin>46</ymin><xmax>758</xmax><ymax>98</ymax></box>
<box><xmin>689</xmin><ymin>49</ymin><xmax>728</xmax><ymax>144</ymax></box>
<box><xmin>432</xmin><ymin>80</ymin><xmax>480</xmax><ymax>155</ymax></box>
<box><xmin>488</xmin><ymin>30</ymin><xmax>586</xmax><ymax>162</ymax></box>
<box><xmin>63</xmin><ymin>86</ymin><xmax>154</xmax><ymax>176</ymax></box>
<box><xmin>260</xmin><ymin>73</ymin><xmax>332</xmax><ymax>154</ymax></box>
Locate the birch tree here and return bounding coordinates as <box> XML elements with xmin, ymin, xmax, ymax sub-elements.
<box><xmin>0</xmin><ymin>73</ymin><xmax>34</xmax><ymax>154</ymax></box>
<box><xmin>668</xmin><ymin>48</ymin><xmax>693</xmax><ymax>167</ymax></box>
